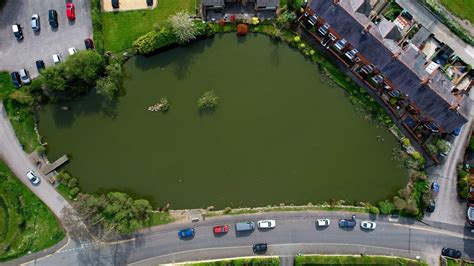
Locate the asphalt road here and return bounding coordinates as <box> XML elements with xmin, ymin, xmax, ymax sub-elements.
<box><xmin>22</xmin><ymin>211</ymin><xmax>474</xmax><ymax>266</ymax></box>
<box><xmin>0</xmin><ymin>0</ymin><xmax>92</xmax><ymax>78</ymax></box>
<box><xmin>0</xmin><ymin>102</ymin><xmax>71</xmax><ymax>218</ymax></box>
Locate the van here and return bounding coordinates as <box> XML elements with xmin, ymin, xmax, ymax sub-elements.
<box><xmin>48</xmin><ymin>9</ymin><xmax>58</xmax><ymax>28</ymax></box>
<box><xmin>235</xmin><ymin>221</ymin><xmax>255</xmax><ymax>232</ymax></box>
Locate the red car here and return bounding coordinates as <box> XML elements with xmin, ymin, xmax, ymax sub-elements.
<box><xmin>213</xmin><ymin>225</ymin><xmax>229</xmax><ymax>234</ymax></box>
<box><xmin>66</xmin><ymin>3</ymin><xmax>75</xmax><ymax>20</ymax></box>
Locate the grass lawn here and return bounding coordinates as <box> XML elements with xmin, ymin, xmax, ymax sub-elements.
<box><xmin>0</xmin><ymin>72</ymin><xmax>40</xmax><ymax>153</ymax></box>
<box><xmin>0</xmin><ymin>161</ymin><xmax>64</xmax><ymax>262</ymax></box>
<box><xmin>186</xmin><ymin>257</ymin><xmax>280</xmax><ymax>265</ymax></box>
<box><xmin>295</xmin><ymin>255</ymin><xmax>428</xmax><ymax>265</ymax></box>
<box><xmin>440</xmin><ymin>0</ymin><xmax>474</xmax><ymax>24</ymax></box>
<box><xmin>102</xmin><ymin>0</ymin><xmax>195</xmax><ymax>52</ymax></box>
<box><xmin>143</xmin><ymin>211</ymin><xmax>174</xmax><ymax>228</ymax></box>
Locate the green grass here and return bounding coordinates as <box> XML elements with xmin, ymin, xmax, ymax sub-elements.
<box><xmin>102</xmin><ymin>0</ymin><xmax>195</xmax><ymax>52</ymax></box>
<box><xmin>0</xmin><ymin>72</ymin><xmax>15</xmax><ymax>100</ymax></box>
<box><xmin>56</xmin><ymin>183</ymin><xmax>75</xmax><ymax>200</ymax></box>
<box><xmin>383</xmin><ymin>2</ymin><xmax>403</xmax><ymax>21</ymax></box>
<box><xmin>186</xmin><ymin>257</ymin><xmax>280</xmax><ymax>265</ymax></box>
<box><xmin>142</xmin><ymin>211</ymin><xmax>174</xmax><ymax>228</ymax></box>
<box><xmin>440</xmin><ymin>0</ymin><xmax>474</xmax><ymax>24</ymax></box>
<box><xmin>0</xmin><ymin>161</ymin><xmax>64</xmax><ymax>262</ymax></box>
<box><xmin>295</xmin><ymin>255</ymin><xmax>428</xmax><ymax>265</ymax></box>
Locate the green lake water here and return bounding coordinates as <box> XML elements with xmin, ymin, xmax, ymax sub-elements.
<box><xmin>38</xmin><ymin>34</ymin><xmax>407</xmax><ymax>209</ymax></box>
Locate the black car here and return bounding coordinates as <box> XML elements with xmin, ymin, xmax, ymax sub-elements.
<box><xmin>48</xmin><ymin>9</ymin><xmax>58</xmax><ymax>28</ymax></box>
<box><xmin>146</xmin><ymin>0</ymin><xmax>153</xmax><ymax>6</ymax></box>
<box><xmin>441</xmin><ymin>247</ymin><xmax>462</xmax><ymax>258</ymax></box>
<box><xmin>112</xmin><ymin>0</ymin><xmax>119</xmax><ymax>8</ymax></box>
<box><xmin>84</xmin><ymin>38</ymin><xmax>94</xmax><ymax>49</ymax></box>
<box><xmin>253</xmin><ymin>243</ymin><xmax>267</xmax><ymax>253</ymax></box>
<box><xmin>35</xmin><ymin>60</ymin><xmax>45</xmax><ymax>72</ymax></box>
<box><xmin>427</xmin><ymin>200</ymin><xmax>436</xmax><ymax>213</ymax></box>
<box><xmin>338</xmin><ymin>214</ymin><xmax>356</xmax><ymax>228</ymax></box>
<box><xmin>10</xmin><ymin>72</ymin><xmax>22</xmax><ymax>88</ymax></box>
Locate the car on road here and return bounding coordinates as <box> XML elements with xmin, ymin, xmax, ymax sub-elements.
<box><xmin>431</xmin><ymin>182</ymin><xmax>440</xmax><ymax>193</ymax></box>
<box><xmin>178</xmin><ymin>228</ymin><xmax>194</xmax><ymax>239</ymax></box>
<box><xmin>112</xmin><ymin>0</ymin><xmax>120</xmax><ymax>9</ymax></box>
<box><xmin>12</xmin><ymin>24</ymin><xmax>23</xmax><ymax>40</ymax></box>
<box><xmin>441</xmin><ymin>247</ymin><xmax>461</xmax><ymax>258</ymax></box>
<box><xmin>31</xmin><ymin>14</ymin><xmax>40</xmax><ymax>31</ymax></box>
<box><xmin>427</xmin><ymin>199</ymin><xmax>436</xmax><ymax>213</ymax></box>
<box><xmin>253</xmin><ymin>243</ymin><xmax>267</xmax><ymax>253</ymax></box>
<box><xmin>235</xmin><ymin>221</ymin><xmax>255</xmax><ymax>232</ymax></box>
<box><xmin>36</xmin><ymin>60</ymin><xmax>45</xmax><ymax>72</ymax></box>
<box><xmin>19</xmin><ymin>69</ymin><xmax>31</xmax><ymax>85</ymax></box>
<box><xmin>257</xmin><ymin>220</ymin><xmax>276</xmax><ymax>229</ymax></box>
<box><xmin>66</xmin><ymin>3</ymin><xmax>75</xmax><ymax>20</ymax></box>
<box><xmin>360</xmin><ymin>221</ymin><xmax>376</xmax><ymax>230</ymax></box>
<box><xmin>339</xmin><ymin>214</ymin><xmax>356</xmax><ymax>228</ymax></box>
<box><xmin>10</xmin><ymin>72</ymin><xmax>22</xmax><ymax>88</ymax></box>
<box><xmin>52</xmin><ymin>53</ymin><xmax>62</xmax><ymax>64</ymax></box>
<box><xmin>68</xmin><ymin>47</ymin><xmax>78</xmax><ymax>55</ymax></box>
<box><xmin>316</xmin><ymin>218</ymin><xmax>330</xmax><ymax>227</ymax></box>
<box><xmin>48</xmin><ymin>9</ymin><xmax>58</xmax><ymax>28</ymax></box>
<box><xmin>26</xmin><ymin>170</ymin><xmax>40</xmax><ymax>185</ymax></box>
<box><xmin>84</xmin><ymin>38</ymin><xmax>94</xmax><ymax>50</ymax></box>
<box><xmin>213</xmin><ymin>224</ymin><xmax>229</xmax><ymax>234</ymax></box>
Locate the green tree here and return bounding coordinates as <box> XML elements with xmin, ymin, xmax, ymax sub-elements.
<box><xmin>168</xmin><ymin>11</ymin><xmax>196</xmax><ymax>44</ymax></box>
<box><xmin>393</xmin><ymin>196</ymin><xmax>407</xmax><ymax>210</ymax></box>
<box><xmin>197</xmin><ymin>91</ymin><xmax>219</xmax><ymax>110</ymax></box>
<box><xmin>378</xmin><ymin>200</ymin><xmax>395</xmax><ymax>215</ymax></box>
<box><xmin>96</xmin><ymin>77</ymin><xmax>117</xmax><ymax>100</ymax></box>
<box><xmin>67</xmin><ymin>177</ymin><xmax>78</xmax><ymax>188</ymax></box>
<box><xmin>404</xmin><ymin>199</ymin><xmax>419</xmax><ymax>216</ymax></box>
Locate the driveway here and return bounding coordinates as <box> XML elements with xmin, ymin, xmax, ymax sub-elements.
<box><xmin>0</xmin><ymin>0</ymin><xmax>92</xmax><ymax>78</ymax></box>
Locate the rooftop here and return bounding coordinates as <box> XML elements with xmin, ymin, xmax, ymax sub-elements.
<box><xmin>308</xmin><ymin>0</ymin><xmax>467</xmax><ymax>133</ymax></box>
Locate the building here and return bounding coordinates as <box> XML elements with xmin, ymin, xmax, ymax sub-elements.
<box><xmin>302</xmin><ymin>0</ymin><xmax>469</xmax><ymax>153</ymax></box>
<box><xmin>201</xmin><ymin>0</ymin><xmax>279</xmax><ymax>21</ymax></box>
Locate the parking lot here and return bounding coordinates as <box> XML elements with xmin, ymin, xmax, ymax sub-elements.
<box><xmin>0</xmin><ymin>0</ymin><xmax>92</xmax><ymax>78</ymax></box>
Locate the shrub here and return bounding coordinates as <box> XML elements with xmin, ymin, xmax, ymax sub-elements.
<box><xmin>223</xmin><ymin>207</ymin><xmax>232</xmax><ymax>214</ymax></box>
<box><xmin>393</xmin><ymin>196</ymin><xmax>407</xmax><ymax>210</ymax></box>
<box><xmin>237</xmin><ymin>24</ymin><xmax>248</xmax><ymax>36</ymax></box>
<box><xmin>9</xmin><ymin>90</ymin><xmax>34</xmax><ymax>106</ymax></box>
<box><xmin>378</xmin><ymin>200</ymin><xmax>395</xmax><ymax>215</ymax></box>
<box><xmin>197</xmin><ymin>91</ymin><xmax>219</xmax><ymax>110</ymax></box>
<box><xmin>369</xmin><ymin>206</ymin><xmax>380</xmax><ymax>215</ymax></box>
<box><xmin>133</xmin><ymin>29</ymin><xmax>177</xmax><ymax>55</ymax></box>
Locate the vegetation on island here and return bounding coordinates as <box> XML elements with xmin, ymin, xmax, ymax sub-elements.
<box><xmin>0</xmin><ymin>161</ymin><xmax>64</xmax><ymax>262</ymax></box>
<box><xmin>197</xmin><ymin>91</ymin><xmax>219</xmax><ymax>111</ymax></box>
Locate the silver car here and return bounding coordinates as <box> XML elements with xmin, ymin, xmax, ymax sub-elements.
<box><xmin>19</xmin><ymin>68</ymin><xmax>31</xmax><ymax>84</ymax></box>
<box><xmin>31</xmin><ymin>14</ymin><xmax>40</xmax><ymax>31</ymax></box>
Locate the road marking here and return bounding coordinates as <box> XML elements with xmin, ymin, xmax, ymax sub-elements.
<box><xmin>392</xmin><ymin>223</ymin><xmax>474</xmax><ymax>240</ymax></box>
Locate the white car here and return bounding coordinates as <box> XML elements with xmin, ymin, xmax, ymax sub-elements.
<box><xmin>257</xmin><ymin>220</ymin><xmax>276</xmax><ymax>229</ymax></box>
<box><xmin>52</xmin><ymin>53</ymin><xmax>62</xmax><ymax>64</ymax></box>
<box><xmin>360</xmin><ymin>221</ymin><xmax>376</xmax><ymax>230</ymax></box>
<box><xmin>31</xmin><ymin>14</ymin><xmax>40</xmax><ymax>31</ymax></box>
<box><xmin>19</xmin><ymin>69</ymin><xmax>31</xmax><ymax>84</ymax></box>
<box><xmin>26</xmin><ymin>170</ymin><xmax>40</xmax><ymax>185</ymax></box>
<box><xmin>68</xmin><ymin>47</ymin><xmax>77</xmax><ymax>55</ymax></box>
<box><xmin>316</xmin><ymin>218</ymin><xmax>330</xmax><ymax>227</ymax></box>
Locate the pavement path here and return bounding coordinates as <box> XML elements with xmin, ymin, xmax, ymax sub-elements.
<box><xmin>19</xmin><ymin>211</ymin><xmax>474</xmax><ymax>266</ymax></box>
<box><xmin>395</xmin><ymin>0</ymin><xmax>474</xmax><ymax>65</ymax></box>
<box><xmin>426</xmin><ymin>117</ymin><xmax>472</xmax><ymax>226</ymax></box>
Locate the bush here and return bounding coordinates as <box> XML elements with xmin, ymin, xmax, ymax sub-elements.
<box><xmin>133</xmin><ymin>28</ymin><xmax>177</xmax><ymax>55</ymax></box>
<box><xmin>91</xmin><ymin>0</ymin><xmax>104</xmax><ymax>53</ymax></box>
<box><xmin>223</xmin><ymin>207</ymin><xmax>232</xmax><ymax>214</ymax></box>
<box><xmin>197</xmin><ymin>91</ymin><xmax>219</xmax><ymax>110</ymax></box>
<box><xmin>369</xmin><ymin>206</ymin><xmax>380</xmax><ymax>215</ymax></box>
<box><xmin>393</xmin><ymin>196</ymin><xmax>407</xmax><ymax>210</ymax></box>
<box><xmin>237</xmin><ymin>24</ymin><xmax>248</xmax><ymax>36</ymax></box>
<box><xmin>378</xmin><ymin>200</ymin><xmax>395</xmax><ymax>215</ymax></box>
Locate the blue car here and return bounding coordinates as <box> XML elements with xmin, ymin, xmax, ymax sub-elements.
<box><xmin>178</xmin><ymin>228</ymin><xmax>194</xmax><ymax>239</ymax></box>
<box><xmin>431</xmin><ymin>182</ymin><xmax>440</xmax><ymax>193</ymax></box>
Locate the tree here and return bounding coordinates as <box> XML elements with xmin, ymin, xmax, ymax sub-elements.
<box><xmin>197</xmin><ymin>91</ymin><xmax>219</xmax><ymax>110</ymax></box>
<box><xmin>405</xmin><ymin>199</ymin><xmax>419</xmax><ymax>216</ymax></box>
<box><xmin>168</xmin><ymin>11</ymin><xmax>196</xmax><ymax>44</ymax></box>
<box><xmin>378</xmin><ymin>200</ymin><xmax>395</xmax><ymax>215</ymax></box>
<box><xmin>67</xmin><ymin>177</ymin><xmax>78</xmax><ymax>188</ymax></box>
<box><xmin>393</xmin><ymin>196</ymin><xmax>407</xmax><ymax>210</ymax></box>
<box><xmin>96</xmin><ymin>77</ymin><xmax>117</xmax><ymax>100</ymax></box>
<box><xmin>237</xmin><ymin>23</ymin><xmax>248</xmax><ymax>36</ymax></box>
<box><xmin>398</xmin><ymin>186</ymin><xmax>411</xmax><ymax>200</ymax></box>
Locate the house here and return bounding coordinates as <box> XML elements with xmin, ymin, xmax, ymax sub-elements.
<box><xmin>201</xmin><ymin>0</ymin><xmax>279</xmax><ymax>21</ymax></box>
<box><xmin>201</xmin><ymin>0</ymin><xmax>225</xmax><ymax>21</ymax></box>
<box><xmin>255</xmin><ymin>0</ymin><xmax>279</xmax><ymax>11</ymax></box>
<box><xmin>303</xmin><ymin>0</ymin><xmax>468</xmax><ymax>150</ymax></box>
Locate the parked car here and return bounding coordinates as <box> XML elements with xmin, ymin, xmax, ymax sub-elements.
<box><xmin>360</xmin><ymin>221</ymin><xmax>376</xmax><ymax>230</ymax></box>
<box><xmin>431</xmin><ymin>182</ymin><xmax>440</xmax><ymax>194</ymax></box>
<box><xmin>112</xmin><ymin>0</ymin><xmax>119</xmax><ymax>8</ymax></box>
<box><xmin>318</xmin><ymin>23</ymin><xmax>330</xmax><ymax>36</ymax></box>
<box><xmin>48</xmin><ymin>9</ymin><xmax>58</xmax><ymax>28</ymax></box>
<box><xmin>66</xmin><ymin>3</ymin><xmax>75</xmax><ymax>20</ymax></box>
<box><xmin>31</xmin><ymin>14</ymin><xmax>40</xmax><ymax>31</ymax></box>
<box><xmin>178</xmin><ymin>228</ymin><xmax>194</xmax><ymax>239</ymax></box>
<box><xmin>68</xmin><ymin>47</ymin><xmax>78</xmax><ymax>55</ymax></box>
<box><xmin>10</xmin><ymin>72</ymin><xmax>22</xmax><ymax>88</ymax></box>
<box><xmin>235</xmin><ymin>221</ymin><xmax>255</xmax><ymax>232</ymax></box>
<box><xmin>441</xmin><ymin>247</ymin><xmax>462</xmax><ymax>258</ymax></box>
<box><xmin>12</xmin><ymin>24</ymin><xmax>23</xmax><ymax>40</ymax></box>
<box><xmin>19</xmin><ymin>69</ymin><xmax>31</xmax><ymax>85</ymax></box>
<box><xmin>308</xmin><ymin>14</ymin><xmax>318</xmax><ymax>26</ymax></box>
<box><xmin>316</xmin><ymin>219</ymin><xmax>330</xmax><ymax>227</ymax></box>
<box><xmin>253</xmin><ymin>243</ymin><xmax>267</xmax><ymax>253</ymax></box>
<box><xmin>339</xmin><ymin>214</ymin><xmax>356</xmax><ymax>228</ymax></box>
<box><xmin>213</xmin><ymin>224</ymin><xmax>229</xmax><ymax>234</ymax></box>
<box><xmin>146</xmin><ymin>0</ymin><xmax>153</xmax><ymax>6</ymax></box>
<box><xmin>84</xmin><ymin>38</ymin><xmax>94</xmax><ymax>49</ymax></box>
<box><xmin>52</xmin><ymin>53</ymin><xmax>62</xmax><ymax>64</ymax></box>
<box><xmin>257</xmin><ymin>220</ymin><xmax>276</xmax><ymax>229</ymax></box>
<box><xmin>26</xmin><ymin>170</ymin><xmax>40</xmax><ymax>185</ymax></box>
<box><xmin>36</xmin><ymin>60</ymin><xmax>45</xmax><ymax>72</ymax></box>
<box><xmin>427</xmin><ymin>199</ymin><xmax>436</xmax><ymax>213</ymax></box>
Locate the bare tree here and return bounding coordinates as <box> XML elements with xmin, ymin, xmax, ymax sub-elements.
<box><xmin>168</xmin><ymin>11</ymin><xmax>196</xmax><ymax>44</ymax></box>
